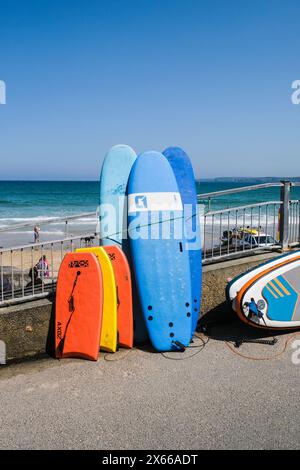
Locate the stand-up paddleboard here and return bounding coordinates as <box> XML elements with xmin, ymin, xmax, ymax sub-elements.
<box><xmin>163</xmin><ymin>147</ymin><xmax>202</xmax><ymax>338</ymax></box>
<box><xmin>55</xmin><ymin>252</ymin><xmax>103</xmax><ymax>361</ymax></box>
<box><xmin>235</xmin><ymin>253</ymin><xmax>300</xmax><ymax>329</ymax></box>
<box><xmin>76</xmin><ymin>247</ymin><xmax>117</xmax><ymax>352</ymax></box>
<box><xmin>99</xmin><ymin>144</ymin><xmax>148</xmax><ymax>343</ymax></box>
<box><xmin>103</xmin><ymin>246</ymin><xmax>133</xmax><ymax>348</ymax></box>
<box><xmin>128</xmin><ymin>151</ymin><xmax>193</xmax><ymax>352</ymax></box>
<box><xmin>226</xmin><ymin>250</ymin><xmax>300</xmax><ymax>307</ymax></box>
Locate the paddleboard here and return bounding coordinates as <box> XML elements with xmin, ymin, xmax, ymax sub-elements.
<box><xmin>128</xmin><ymin>151</ymin><xmax>193</xmax><ymax>351</ymax></box>
<box><xmin>55</xmin><ymin>252</ymin><xmax>103</xmax><ymax>361</ymax></box>
<box><xmin>235</xmin><ymin>253</ymin><xmax>300</xmax><ymax>328</ymax></box>
<box><xmin>103</xmin><ymin>246</ymin><xmax>133</xmax><ymax>348</ymax></box>
<box><xmin>163</xmin><ymin>147</ymin><xmax>202</xmax><ymax>338</ymax></box>
<box><xmin>99</xmin><ymin>144</ymin><xmax>148</xmax><ymax>343</ymax></box>
<box><xmin>226</xmin><ymin>250</ymin><xmax>300</xmax><ymax>306</ymax></box>
<box><xmin>76</xmin><ymin>247</ymin><xmax>118</xmax><ymax>352</ymax></box>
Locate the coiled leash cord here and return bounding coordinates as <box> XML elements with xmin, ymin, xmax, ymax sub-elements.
<box><xmin>103</xmin><ymin>348</ymin><xmax>136</xmax><ymax>362</ymax></box>
<box><xmin>161</xmin><ymin>334</ymin><xmax>209</xmax><ymax>361</ymax></box>
<box><xmin>198</xmin><ymin>319</ymin><xmax>300</xmax><ymax>361</ymax></box>
<box><xmin>224</xmin><ymin>332</ymin><xmax>300</xmax><ymax>361</ymax></box>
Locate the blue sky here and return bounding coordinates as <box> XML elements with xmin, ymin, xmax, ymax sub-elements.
<box><xmin>0</xmin><ymin>0</ymin><xmax>299</xmax><ymax>180</ymax></box>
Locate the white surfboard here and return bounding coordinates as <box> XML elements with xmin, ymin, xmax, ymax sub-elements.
<box><xmin>226</xmin><ymin>250</ymin><xmax>300</xmax><ymax>303</ymax></box>
<box><xmin>235</xmin><ymin>254</ymin><xmax>300</xmax><ymax>328</ymax></box>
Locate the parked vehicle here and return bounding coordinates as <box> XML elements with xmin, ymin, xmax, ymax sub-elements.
<box><xmin>221</xmin><ymin>227</ymin><xmax>278</xmax><ymax>249</ymax></box>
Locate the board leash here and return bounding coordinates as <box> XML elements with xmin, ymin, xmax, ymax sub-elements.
<box><xmin>198</xmin><ymin>319</ymin><xmax>300</xmax><ymax>361</ymax></box>
<box><xmin>160</xmin><ymin>334</ymin><xmax>208</xmax><ymax>361</ymax></box>
<box><xmin>57</xmin><ymin>270</ymin><xmax>81</xmax><ymax>359</ymax></box>
<box><xmin>224</xmin><ymin>332</ymin><xmax>300</xmax><ymax>361</ymax></box>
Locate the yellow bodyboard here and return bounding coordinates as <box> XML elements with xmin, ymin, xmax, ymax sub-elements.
<box><xmin>76</xmin><ymin>247</ymin><xmax>117</xmax><ymax>353</ymax></box>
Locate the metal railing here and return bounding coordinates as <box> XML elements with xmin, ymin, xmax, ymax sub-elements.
<box><xmin>201</xmin><ymin>201</ymin><xmax>282</xmax><ymax>263</ymax></box>
<box><xmin>0</xmin><ymin>232</ymin><xmax>100</xmax><ymax>307</ymax></box>
<box><xmin>199</xmin><ymin>180</ymin><xmax>300</xmax><ymax>263</ymax></box>
<box><xmin>1</xmin><ymin>181</ymin><xmax>300</xmax><ymax>306</ymax></box>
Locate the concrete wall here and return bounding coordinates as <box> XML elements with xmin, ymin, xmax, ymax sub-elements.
<box><xmin>0</xmin><ymin>298</ymin><xmax>54</xmax><ymax>362</ymax></box>
<box><xmin>0</xmin><ymin>251</ymin><xmax>283</xmax><ymax>362</ymax></box>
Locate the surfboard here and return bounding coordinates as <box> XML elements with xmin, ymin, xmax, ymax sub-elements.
<box><xmin>235</xmin><ymin>253</ymin><xmax>300</xmax><ymax>329</ymax></box>
<box><xmin>55</xmin><ymin>252</ymin><xmax>103</xmax><ymax>361</ymax></box>
<box><xmin>226</xmin><ymin>250</ymin><xmax>300</xmax><ymax>306</ymax></box>
<box><xmin>76</xmin><ymin>247</ymin><xmax>117</xmax><ymax>352</ymax></box>
<box><xmin>163</xmin><ymin>147</ymin><xmax>202</xmax><ymax>338</ymax></box>
<box><xmin>99</xmin><ymin>144</ymin><xmax>137</xmax><ymax>248</ymax></box>
<box><xmin>99</xmin><ymin>144</ymin><xmax>148</xmax><ymax>343</ymax></box>
<box><xmin>128</xmin><ymin>151</ymin><xmax>193</xmax><ymax>352</ymax></box>
<box><xmin>103</xmin><ymin>246</ymin><xmax>133</xmax><ymax>348</ymax></box>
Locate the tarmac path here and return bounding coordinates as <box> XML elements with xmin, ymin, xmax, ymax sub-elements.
<box><xmin>0</xmin><ymin>322</ymin><xmax>299</xmax><ymax>450</ymax></box>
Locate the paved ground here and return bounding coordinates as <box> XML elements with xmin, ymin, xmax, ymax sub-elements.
<box><xmin>0</xmin><ymin>315</ymin><xmax>299</xmax><ymax>450</ymax></box>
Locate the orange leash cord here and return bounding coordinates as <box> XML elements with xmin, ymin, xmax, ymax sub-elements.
<box><xmin>224</xmin><ymin>332</ymin><xmax>300</xmax><ymax>361</ymax></box>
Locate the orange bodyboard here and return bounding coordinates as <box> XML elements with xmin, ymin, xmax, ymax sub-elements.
<box><xmin>55</xmin><ymin>252</ymin><xmax>103</xmax><ymax>361</ymax></box>
<box><xmin>103</xmin><ymin>246</ymin><xmax>133</xmax><ymax>348</ymax></box>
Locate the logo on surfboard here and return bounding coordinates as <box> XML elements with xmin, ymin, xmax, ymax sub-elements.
<box><xmin>56</xmin><ymin>321</ymin><xmax>62</xmax><ymax>340</ymax></box>
<box><xmin>68</xmin><ymin>260</ymin><xmax>89</xmax><ymax>268</ymax></box>
<box><xmin>128</xmin><ymin>192</ymin><xmax>183</xmax><ymax>213</ymax></box>
<box><xmin>135</xmin><ymin>195</ymin><xmax>148</xmax><ymax>209</ymax></box>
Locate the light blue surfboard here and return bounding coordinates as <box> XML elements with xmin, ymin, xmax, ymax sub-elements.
<box><xmin>163</xmin><ymin>147</ymin><xmax>202</xmax><ymax>338</ymax></box>
<box><xmin>128</xmin><ymin>151</ymin><xmax>193</xmax><ymax>351</ymax></box>
<box><xmin>99</xmin><ymin>144</ymin><xmax>148</xmax><ymax>343</ymax></box>
<box><xmin>99</xmin><ymin>144</ymin><xmax>137</xmax><ymax>248</ymax></box>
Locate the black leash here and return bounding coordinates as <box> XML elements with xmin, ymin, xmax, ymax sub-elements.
<box><xmin>198</xmin><ymin>318</ymin><xmax>278</xmax><ymax>349</ymax></box>
<box><xmin>234</xmin><ymin>337</ymin><xmax>278</xmax><ymax>348</ymax></box>
<box><xmin>57</xmin><ymin>270</ymin><xmax>81</xmax><ymax>358</ymax></box>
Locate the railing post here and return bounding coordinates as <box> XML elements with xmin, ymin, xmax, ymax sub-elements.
<box><xmin>279</xmin><ymin>181</ymin><xmax>291</xmax><ymax>250</ymax></box>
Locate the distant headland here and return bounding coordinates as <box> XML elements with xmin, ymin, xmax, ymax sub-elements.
<box><xmin>199</xmin><ymin>177</ymin><xmax>300</xmax><ymax>183</ymax></box>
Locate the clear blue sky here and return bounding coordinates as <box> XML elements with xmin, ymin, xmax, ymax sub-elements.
<box><xmin>0</xmin><ymin>0</ymin><xmax>299</xmax><ymax>180</ymax></box>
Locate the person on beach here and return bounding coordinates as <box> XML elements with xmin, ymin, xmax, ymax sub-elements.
<box><xmin>0</xmin><ymin>277</ymin><xmax>12</xmax><ymax>295</ymax></box>
<box><xmin>35</xmin><ymin>255</ymin><xmax>50</xmax><ymax>278</ymax></box>
<box><xmin>33</xmin><ymin>225</ymin><xmax>40</xmax><ymax>243</ymax></box>
<box><xmin>26</xmin><ymin>267</ymin><xmax>42</xmax><ymax>288</ymax></box>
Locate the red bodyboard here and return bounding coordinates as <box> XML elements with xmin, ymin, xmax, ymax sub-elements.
<box><xmin>55</xmin><ymin>252</ymin><xmax>103</xmax><ymax>361</ymax></box>
<box><xmin>103</xmin><ymin>246</ymin><xmax>133</xmax><ymax>348</ymax></box>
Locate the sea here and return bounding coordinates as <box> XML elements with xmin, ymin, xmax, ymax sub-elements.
<box><xmin>0</xmin><ymin>180</ymin><xmax>299</xmax><ymax>248</ymax></box>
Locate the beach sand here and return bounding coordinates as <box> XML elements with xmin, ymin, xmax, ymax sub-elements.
<box><xmin>0</xmin><ymin>237</ymin><xmax>98</xmax><ymax>296</ymax></box>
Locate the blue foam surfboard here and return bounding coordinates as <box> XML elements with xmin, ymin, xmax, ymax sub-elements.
<box><xmin>163</xmin><ymin>147</ymin><xmax>202</xmax><ymax>337</ymax></box>
<box><xmin>99</xmin><ymin>144</ymin><xmax>148</xmax><ymax>343</ymax></box>
<box><xmin>128</xmin><ymin>151</ymin><xmax>193</xmax><ymax>351</ymax></box>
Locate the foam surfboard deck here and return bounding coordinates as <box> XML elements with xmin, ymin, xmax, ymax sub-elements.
<box><xmin>103</xmin><ymin>246</ymin><xmax>133</xmax><ymax>348</ymax></box>
<box><xmin>235</xmin><ymin>253</ymin><xmax>300</xmax><ymax>328</ymax></box>
<box><xmin>76</xmin><ymin>247</ymin><xmax>118</xmax><ymax>352</ymax></box>
<box><xmin>163</xmin><ymin>147</ymin><xmax>202</xmax><ymax>338</ymax></box>
<box><xmin>55</xmin><ymin>252</ymin><xmax>103</xmax><ymax>361</ymax></box>
<box><xmin>227</xmin><ymin>250</ymin><xmax>300</xmax><ymax>307</ymax></box>
<box><xmin>99</xmin><ymin>144</ymin><xmax>148</xmax><ymax>343</ymax></box>
<box><xmin>128</xmin><ymin>151</ymin><xmax>193</xmax><ymax>351</ymax></box>
<box><xmin>99</xmin><ymin>144</ymin><xmax>137</xmax><ymax>248</ymax></box>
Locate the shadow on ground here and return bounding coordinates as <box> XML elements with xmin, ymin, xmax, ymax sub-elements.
<box><xmin>198</xmin><ymin>301</ymin><xmax>293</xmax><ymax>345</ymax></box>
